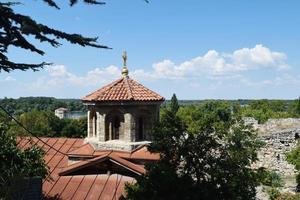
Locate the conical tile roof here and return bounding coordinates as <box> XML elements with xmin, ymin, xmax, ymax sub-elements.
<box><xmin>82</xmin><ymin>76</ymin><xmax>164</xmax><ymax>102</ymax></box>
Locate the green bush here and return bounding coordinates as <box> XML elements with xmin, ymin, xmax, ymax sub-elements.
<box><xmin>260</xmin><ymin>170</ymin><xmax>283</xmax><ymax>188</ymax></box>
<box><xmin>267</xmin><ymin>187</ymin><xmax>281</xmax><ymax>200</ymax></box>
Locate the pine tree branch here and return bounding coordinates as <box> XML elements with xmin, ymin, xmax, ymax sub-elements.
<box><xmin>0</xmin><ymin>53</ymin><xmax>50</xmax><ymax>72</ymax></box>
<box><xmin>0</xmin><ymin>1</ymin><xmax>110</xmax><ymax>72</ymax></box>
<box><xmin>42</xmin><ymin>0</ymin><xmax>60</xmax><ymax>9</ymax></box>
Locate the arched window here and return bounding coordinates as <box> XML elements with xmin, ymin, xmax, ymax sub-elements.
<box><xmin>137</xmin><ymin>117</ymin><xmax>144</xmax><ymax>141</ymax></box>
<box><xmin>112</xmin><ymin>116</ymin><xmax>120</xmax><ymax>140</ymax></box>
<box><xmin>105</xmin><ymin>111</ymin><xmax>124</xmax><ymax>141</ymax></box>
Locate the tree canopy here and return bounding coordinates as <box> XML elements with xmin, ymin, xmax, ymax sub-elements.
<box><xmin>0</xmin><ymin>122</ymin><xmax>48</xmax><ymax>199</ymax></box>
<box><xmin>125</xmin><ymin>101</ymin><xmax>263</xmax><ymax>200</ymax></box>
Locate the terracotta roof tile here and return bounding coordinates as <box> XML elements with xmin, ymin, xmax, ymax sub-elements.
<box><xmin>47</xmin><ymin>176</ymin><xmax>72</xmax><ymax>198</ymax></box>
<box><xmin>59</xmin><ymin>176</ymin><xmax>84</xmax><ymax>199</ymax></box>
<box><xmin>82</xmin><ymin>76</ymin><xmax>164</xmax><ymax>102</ymax></box>
<box><xmin>17</xmin><ymin>137</ymin><xmax>157</xmax><ymax>199</ymax></box>
<box><xmin>67</xmin><ymin>143</ymin><xmax>95</xmax><ymax>157</ymax></box>
<box><xmin>72</xmin><ymin>175</ymin><xmax>97</xmax><ymax>200</ymax></box>
<box><xmin>131</xmin><ymin>145</ymin><xmax>160</xmax><ymax>160</ymax></box>
<box><xmin>99</xmin><ymin>174</ymin><xmax>122</xmax><ymax>200</ymax></box>
<box><xmin>84</xmin><ymin>175</ymin><xmax>110</xmax><ymax>200</ymax></box>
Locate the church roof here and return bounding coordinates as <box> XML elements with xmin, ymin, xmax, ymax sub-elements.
<box><xmin>82</xmin><ymin>76</ymin><xmax>164</xmax><ymax>102</ymax></box>
<box><xmin>17</xmin><ymin>137</ymin><xmax>159</xmax><ymax>200</ymax></box>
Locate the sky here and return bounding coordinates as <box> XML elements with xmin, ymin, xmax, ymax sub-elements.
<box><xmin>1</xmin><ymin>0</ymin><xmax>300</xmax><ymax>100</ymax></box>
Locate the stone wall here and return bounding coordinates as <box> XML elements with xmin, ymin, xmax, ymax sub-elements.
<box><xmin>245</xmin><ymin>118</ymin><xmax>300</xmax><ymax>199</ymax></box>
<box><xmin>253</xmin><ymin>130</ymin><xmax>298</xmax><ymax>176</ymax></box>
<box><xmin>245</xmin><ymin>117</ymin><xmax>300</xmax><ymax>177</ymax></box>
<box><xmin>244</xmin><ymin>117</ymin><xmax>300</xmax><ymax>134</ymax></box>
<box><xmin>86</xmin><ymin>103</ymin><xmax>160</xmax><ymax>150</ymax></box>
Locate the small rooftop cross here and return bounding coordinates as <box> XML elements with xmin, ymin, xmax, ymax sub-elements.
<box><xmin>122</xmin><ymin>50</ymin><xmax>129</xmax><ymax>77</ymax></box>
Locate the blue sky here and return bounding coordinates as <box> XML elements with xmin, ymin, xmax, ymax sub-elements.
<box><xmin>1</xmin><ymin>0</ymin><xmax>300</xmax><ymax>99</ymax></box>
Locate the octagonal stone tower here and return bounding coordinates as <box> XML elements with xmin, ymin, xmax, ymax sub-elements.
<box><xmin>82</xmin><ymin>51</ymin><xmax>165</xmax><ymax>150</ymax></box>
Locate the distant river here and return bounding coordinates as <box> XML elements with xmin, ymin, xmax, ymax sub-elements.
<box><xmin>65</xmin><ymin>111</ymin><xmax>86</xmax><ymax>119</ymax></box>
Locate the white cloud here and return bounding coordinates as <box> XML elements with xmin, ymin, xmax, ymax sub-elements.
<box><xmin>4</xmin><ymin>76</ymin><xmax>16</xmax><ymax>81</ymax></box>
<box><xmin>29</xmin><ymin>65</ymin><xmax>120</xmax><ymax>90</ymax></box>
<box><xmin>136</xmin><ymin>44</ymin><xmax>288</xmax><ymax>80</ymax></box>
<box><xmin>28</xmin><ymin>44</ymin><xmax>291</xmax><ymax>91</ymax></box>
<box><xmin>0</xmin><ymin>76</ymin><xmax>16</xmax><ymax>82</ymax></box>
<box><xmin>238</xmin><ymin>73</ymin><xmax>300</xmax><ymax>88</ymax></box>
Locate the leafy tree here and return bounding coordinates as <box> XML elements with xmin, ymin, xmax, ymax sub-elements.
<box><xmin>0</xmin><ymin>123</ymin><xmax>48</xmax><ymax>199</ymax></box>
<box><xmin>0</xmin><ymin>97</ymin><xmax>86</xmax><ymax>115</ymax></box>
<box><xmin>0</xmin><ymin>0</ymin><xmax>109</xmax><ymax>72</ymax></box>
<box><xmin>170</xmin><ymin>93</ymin><xmax>179</xmax><ymax>114</ymax></box>
<box><xmin>295</xmin><ymin>97</ymin><xmax>300</xmax><ymax>116</ymax></box>
<box><xmin>259</xmin><ymin>170</ymin><xmax>283</xmax><ymax>188</ymax></box>
<box><xmin>7</xmin><ymin>110</ymin><xmax>86</xmax><ymax>138</ymax></box>
<box><xmin>61</xmin><ymin>118</ymin><xmax>87</xmax><ymax>138</ymax></box>
<box><xmin>125</xmin><ymin>101</ymin><xmax>262</xmax><ymax>200</ymax></box>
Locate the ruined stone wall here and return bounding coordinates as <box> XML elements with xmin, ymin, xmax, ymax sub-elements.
<box><xmin>244</xmin><ymin>117</ymin><xmax>300</xmax><ymax>177</ymax></box>
<box><xmin>253</xmin><ymin>130</ymin><xmax>298</xmax><ymax>176</ymax></box>
<box><xmin>246</xmin><ymin>118</ymin><xmax>300</xmax><ymax>199</ymax></box>
<box><xmin>244</xmin><ymin>117</ymin><xmax>300</xmax><ymax>134</ymax></box>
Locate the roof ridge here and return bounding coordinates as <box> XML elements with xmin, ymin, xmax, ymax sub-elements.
<box><xmin>59</xmin><ymin>151</ymin><xmax>145</xmax><ymax>176</ymax></box>
<box><xmin>124</xmin><ymin>77</ymin><xmax>134</xmax><ymax>100</ymax></box>
<box><xmin>108</xmin><ymin>153</ymin><xmax>145</xmax><ymax>175</ymax></box>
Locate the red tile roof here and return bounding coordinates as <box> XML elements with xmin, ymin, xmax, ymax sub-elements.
<box><xmin>82</xmin><ymin>76</ymin><xmax>164</xmax><ymax>102</ymax></box>
<box><xmin>60</xmin><ymin>152</ymin><xmax>146</xmax><ymax>176</ymax></box>
<box><xmin>17</xmin><ymin>137</ymin><xmax>158</xmax><ymax>200</ymax></box>
<box><xmin>68</xmin><ymin>143</ymin><xmax>95</xmax><ymax>157</ymax></box>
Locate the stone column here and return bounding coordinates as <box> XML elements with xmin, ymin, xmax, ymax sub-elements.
<box><xmin>97</xmin><ymin>112</ymin><xmax>106</xmax><ymax>142</ymax></box>
<box><xmin>124</xmin><ymin>113</ymin><xmax>134</xmax><ymax>142</ymax></box>
<box><xmin>87</xmin><ymin>110</ymin><xmax>93</xmax><ymax>138</ymax></box>
<box><xmin>92</xmin><ymin>114</ymin><xmax>96</xmax><ymax>137</ymax></box>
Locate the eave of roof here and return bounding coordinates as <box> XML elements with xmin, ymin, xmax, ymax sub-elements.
<box><xmin>59</xmin><ymin>152</ymin><xmax>146</xmax><ymax>176</ymax></box>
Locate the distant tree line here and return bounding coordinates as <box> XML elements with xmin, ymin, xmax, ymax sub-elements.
<box><xmin>1</xmin><ymin>109</ymin><xmax>87</xmax><ymax>138</ymax></box>
<box><xmin>237</xmin><ymin>98</ymin><xmax>300</xmax><ymax>124</ymax></box>
<box><xmin>162</xmin><ymin>98</ymin><xmax>300</xmax><ymax>124</ymax></box>
<box><xmin>0</xmin><ymin>97</ymin><xmax>86</xmax><ymax>115</ymax></box>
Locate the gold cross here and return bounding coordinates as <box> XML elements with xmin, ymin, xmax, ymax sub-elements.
<box><xmin>122</xmin><ymin>50</ymin><xmax>127</xmax><ymax>66</ymax></box>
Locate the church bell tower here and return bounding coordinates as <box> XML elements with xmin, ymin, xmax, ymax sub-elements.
<box><xmin>82</xmin><ymin>51</ymin><xmax>164</xmax><ymax>150</ymax></box>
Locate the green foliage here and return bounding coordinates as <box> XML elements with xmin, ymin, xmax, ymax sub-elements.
<box><xmin>6</xmin><ymin>110</ymin><xmax>86</xmax><ymax>138</ymax></box>
<box><xmin>239</xmin><ymin>99</ymin><xmax>298</xmax><ymax>124</ymax></box>
<box><xmin>0</xmin><ymin>97</ymin><xmax>86</xmax><ymax>115</ymax></box>
<box><xmin>287</xmin><ymin>143</ymin><xmax>300</xmax><ymax>191</ymax></box>
<box><xmin>61</xmin><ymin>118</ymin><xmax>87</xmax><ymax>138</ymax></box>
<box><xmin>259</xmin><ymin>169</ymin><xmax>283</xmax><ymax>188</ymax></box>
<box><xmin>275</xmin><ymin>193</ymin><xmax>300</xmax><ymax>200</ymax></box>
<box><xmin>0</xmin><ymin>123</ymin><xmax>49</xmax><ymax>198</ymax></box>
<box><xmin>295</xmin><ymin>98</ymin><xmax>300</xmax><ymax>115</ymax></box>
<box><xmin>170</xmin><ymin>94</ymin><xmax>179</xmax><ymax>114</ymax></box>
<box><xmin>267</xmin><ymin>187</ymin><xmax>281</xmax><ymax>200</ymax></box>
<box><xmin>125</xmin><ymin>101</ymin><xmax>262</xmax><ymax>200</ymax></box>
<box><xmin>287</xmin><ymin>144</ymin><xmax>300</xmax><ymax>171</ymax></box>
